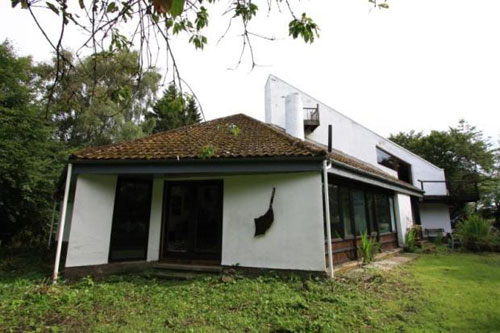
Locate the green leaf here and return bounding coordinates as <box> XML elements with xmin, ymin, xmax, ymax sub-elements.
<box><xmin>46</xmin><ymin>2</ymin><xmax>59</xmax><ymax>15</ymax></box>
<box><xmin>170</xmin><ymin>0</ymin><xmax>184</xmax><ymax>17</ymax></box>
<box><xmin>107</xmin><ymin>2</ymin><xmax>117</xmax><ymax>13</ymax></box>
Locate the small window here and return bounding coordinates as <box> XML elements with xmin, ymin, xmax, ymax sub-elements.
<box><xmin>376</xmin><ymin>147</ymin><xmax>412</xmax><ymax>184</ymax></box>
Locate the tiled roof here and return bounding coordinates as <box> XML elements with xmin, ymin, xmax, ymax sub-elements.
<box><xmin>72</xmin><ymin>113</ymin><xmax>326</xmax><ymax>160</ymax></box>
<box><xmin>71</xmin><ymin>113</ymin><xmax>422</xmax><ymax>192</ymax></box>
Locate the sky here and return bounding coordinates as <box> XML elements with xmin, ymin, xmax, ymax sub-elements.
<box><xmin>1</xmin><ymin>0</ymin><xmax>499</xmax><ymax>142</ymax></box>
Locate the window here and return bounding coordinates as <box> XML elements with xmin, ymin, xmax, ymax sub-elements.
<box><xmin>375</xmin><ymin>193</ymin><xmax>392</xmax><ymax>233</ymax></box>
<box><xmin>109</xmin><ymin>177</ymin><xmax>153</xmax><ymax>262</ymax></box>
<box><xmin>328</xmin><ymin>185</ymin><xmax>343</xmax><ymax>239</ymax></box>
<box><xmin>366</xmin><ymin>192</ymin><xmax>376</xmax><ymax>235</ymax></box>
<box><xmin>339</xmin><ymin>187</ymin><xmax>353</xmax><ymax>237</ymax></box>
<box><xmin>376</xmin><ymin>147</ymin><xmax>412</xmax><ymax>183</ymax></box>
<box><xmin>352</xmin><ymin>190</ymin><xmax>368</xmax><ymax>235</ymax></box>
<box><xmin>327</xmin><ymin>183</ymin><xmax>397</xmax><ymax>240</ymax></box>
<box><xmin>389</xmin><ymin>196</ymin><xmax>397</xmax><ymax>232</ymax></box>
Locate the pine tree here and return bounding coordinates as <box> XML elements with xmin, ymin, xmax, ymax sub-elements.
<box><xmin>148</xmin><ymin>84</ymin><xmax>202</xmax><ymax>133</ymax></box>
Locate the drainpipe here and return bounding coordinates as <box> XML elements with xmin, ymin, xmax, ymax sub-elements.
<box><xmin>52</xmin><ymin>163</ymin><xmax>72</xmax><ymax>284</ymax></box>
<box><xmin>323</xmin><ymin>159</ymin><xmax>334</xmax><ymax>278</ymax></box>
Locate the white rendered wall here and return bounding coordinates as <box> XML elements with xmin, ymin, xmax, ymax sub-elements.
<box><xmin>147</xmin><ymin>178</ymin><xmax>164</xmax><ymax>261</ymax></box>
<box><xmin>65</xmin><ymin>175</ymin><xmax>117</xmax><ymax>268</ymax></box>
<box><xmin>264</xmin><ymin>75</ymin><xmax>447</xmax><ymax>196</ymax></box>
<box><xmin>394</xmin><ymin>194</ymin><xmax>415</xmax><ymax>246</ymax></box>
<box><xmin>221</xmin><ymin>172</ymin><xmax>325</xmax><ymax>272</ymax></box>
<box><xmin>420</xmin><ymin>203</ymin><xmax>452</xmax><ymax>233</ymax></box>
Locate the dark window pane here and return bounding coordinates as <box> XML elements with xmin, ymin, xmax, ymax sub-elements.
<box><xmin>377</xmin><ymin>148</ymin><xmax>397</xmax><ymax>170</ymax></box>
<box><xmin>194</xmin><ymin>184</ymin><xmax>222</xmax><ymax>254</ymax></box>
<box><xmin>389</xmin><ymin>196</ymin><xmax>397</xmax><ymax>232</ymax></box>
<box><xmin>328</xmin><ymin>184</ymin><xmax>342</xmax><ymax>239</ymax></box>
<box><xmin>340</xmin><ymin>187</ymin><xmax>352</xmax><ymax>237</ymax></box>
<box><xmin>109</xmin><ymin>178</ymin><xmax>152</xmax><ymax>261</ymax></box>
<box><xmin>375</xmin><ymin>193</ymin><xmax>392</xmax><ymax>233</ymax></box>
<box><xmin>398</xmin><ymin>163</ymin><xmax>411</xmax><ymax>183</ymax></box>
<box><xmin>366</xmin><ymin>192</ymin><xmax>376</xmax><ymax>235</ymax></box>
<box><xmin>352</xmin><ymin>190</ymin><xmax>368</xmax><ymax>235</ymax></box>
<box><xmin>167</xmin><ymin>184</ymin><xmax>192</xmax><ymax>253</ymax></box>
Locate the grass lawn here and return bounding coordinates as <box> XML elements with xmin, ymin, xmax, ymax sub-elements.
<box><xmin>0</xmin><ymin>250</ymin><xmax>499</xmax><ymax>332</ymax></box>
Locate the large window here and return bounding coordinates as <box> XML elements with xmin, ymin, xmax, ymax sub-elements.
<box><xmin>328</xmin><ymin>183</ymin><xmax>397</xmax><ymax>240</ymax></box>
<box><xmin>109</xmin><ymin>177</ymin><xmax>153</xmax><ymax>262</ymax></box>
<box><xmin>376</xmin><ymin>147</ymin><xmax>412</xmax><ymax>183</ymax></box>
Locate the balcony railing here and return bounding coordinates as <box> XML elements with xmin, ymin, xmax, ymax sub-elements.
<box><xmin>417</xmin><ymin>179</ymin><xmax>480</xmax><ymax>203</ymax></box>
<box><xmin>303</xmin><ymin>104</ymin><xmax>320</xmax><ymax>132</ymax></box>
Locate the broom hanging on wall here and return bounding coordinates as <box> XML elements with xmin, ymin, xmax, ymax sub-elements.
<box><xmin>254</xmin><ymin>187</ymin><xmax>276</xmax><ymax>237</ymax></box>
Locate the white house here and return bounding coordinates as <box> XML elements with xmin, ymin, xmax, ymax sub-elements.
<box><xmin>55</xmin><ymin>75</ymin><xmax>451</xmax><ymax>279</ymax></box>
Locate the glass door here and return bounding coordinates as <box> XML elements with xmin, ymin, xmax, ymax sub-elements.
<box><xmin>162</xmin><ymin>180</ymin><xmax>223</xmax><ymax>261</ymax></box>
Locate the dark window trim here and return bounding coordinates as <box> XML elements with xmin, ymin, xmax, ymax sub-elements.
<box><xmin>108</xmin><ymin>176</ymin><xmax>153</xmax><ymax>263</ymax></box>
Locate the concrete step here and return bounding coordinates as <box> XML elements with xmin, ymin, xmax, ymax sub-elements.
<box><xmin>151</xmin><ymin>271</ymin><xmax>202</xmax><ymax>280</ymax></box>
<box><xmin>152</xmin><ymin>262</ymin><xmax>222</xmax><ymax>273</ymax></box>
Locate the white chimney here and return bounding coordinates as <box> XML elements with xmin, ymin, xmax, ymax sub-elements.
<box><xmin>285</xmin><ymin>93</ymin><xmax>304</xmax><ymax>140</ymax></box>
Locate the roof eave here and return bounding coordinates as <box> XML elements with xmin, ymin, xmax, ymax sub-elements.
<box><xmin>329</xmin><ymin>158</ymin><xmax>424</xmax><ymax>195</ymax></box>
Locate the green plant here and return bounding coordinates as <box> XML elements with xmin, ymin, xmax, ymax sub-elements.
<box><xmin>358</xmin><ymin>232</ymin><xmax>381</xmax><ymax>265</ymax></box>
<box><xmin>434</xmin><ymin>230</ymin><xmax>444</xmax><ymax>246</ymax></box>
<box><xmin>456</xmin><ymin>215</ymin><xmax>498</xmax><ymax>251</ymax></box>
<box><xmin>404</xmin><ymin>228</ymin><xmax>418</xmax><ymax>253</ymax></box>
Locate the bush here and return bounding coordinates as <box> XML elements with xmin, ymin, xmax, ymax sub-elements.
<box><xmin>404</xmin><ymin>228</ymin><xmax>418</xmax><ymax>253</ymax></box>
<box><xmin>358</xmin><ymin>232</ymin><xmax>381</xmax><ymax>265</ymax></box>
<box><xmin>456</xmin><ymin>215</ymin><xmax>499</xmax><ymax>252</ymax></box>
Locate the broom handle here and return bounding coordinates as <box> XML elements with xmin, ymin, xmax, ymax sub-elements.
<box><xmin>269</xmin><ymin>187</ymin><xmax>276</xmax><ymax>208</ymax></box>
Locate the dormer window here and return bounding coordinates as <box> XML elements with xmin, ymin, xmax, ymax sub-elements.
<box><xmin>376</xmin><ymin>147</ymin><xmax>412</xmax><ymax>183</ymax></box>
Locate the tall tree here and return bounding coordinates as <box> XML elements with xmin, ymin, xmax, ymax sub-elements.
<box><xmin>38</xmin><ymin>50</ymin><xmax>161</xmax><ymax>148</ymax></box>
<box><xmin>390</xmin><ymin>120</ymin><xmax>496</xmax><ymax>219</ymax></box>
<box><xmin>147</xmin><ymin>83</ymin><xmax>202</xmax><ymax>133</ymax></box>
<box><xmin>0</xmin><ymin>41</ymin><xmax>65</xmax><ymax>246</ymax></box>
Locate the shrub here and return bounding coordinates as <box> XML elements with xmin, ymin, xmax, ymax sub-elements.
<box><xmin>456</xmin><ymin>215</ymin><xmax>499</xmax><ymax>251</ymax></box>
<box><xmin>434</xmin><ymin>230</ymin><xmax>443</xmax><ymax>246</ymax></box>
<box><xmin>404</xmin><ymin>228</ymin><xmax>418</xmax><ymax>253</ymax></box>
<box><xmin>358</xmin><ymin>232</ymin><xmax>381</xmax><ymax>265</ymax></box>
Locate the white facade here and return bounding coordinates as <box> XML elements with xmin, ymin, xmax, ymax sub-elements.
<box><xmin>65</xmin><ymin>174</ymin><xmax>117</xmax><ymax>268</ymax></box>
<box><xmin>221</xmin><ymin>172</ymin><xmax>325</xmax><ymax>271</ymax></box>
<box><xmin>265</xmin><ymin>75</ymin><xmax>451</xmax><ymax>234</ymax></box>
<box><xmin>65</xmin><ymin>172</ymin><xmax>325</xmax><ymax>271</ymax></box>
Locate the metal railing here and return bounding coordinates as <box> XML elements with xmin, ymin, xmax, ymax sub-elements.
<box><xmin>417</xmin><ymin>179</ymin><xmax>480</xmax><ymax>202</ymax></box>
<box><xmin>303</xmin><ymin>104</ymin><xmax>319</xmax><ymax>122</ymax></box>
